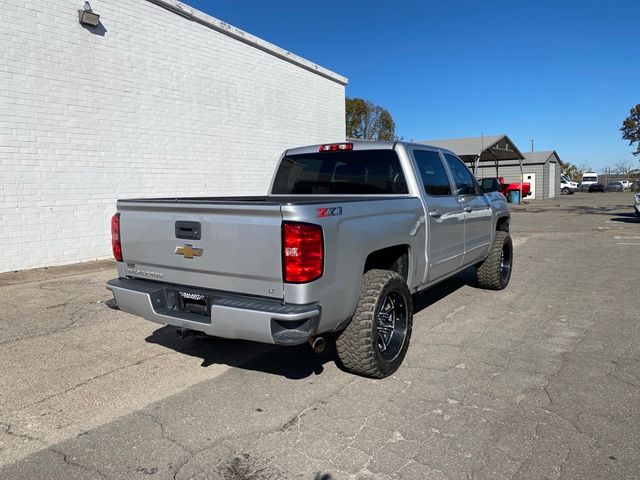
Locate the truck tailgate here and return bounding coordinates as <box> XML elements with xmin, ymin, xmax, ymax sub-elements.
<box><xmin>117</xmin><ymin>201</ymin><xmax>284</xmax><ymax>299</ymax></box>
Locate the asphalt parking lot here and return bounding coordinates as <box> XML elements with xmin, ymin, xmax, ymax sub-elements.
<box><xmin>1</xmin><ymin>192</ymin><xmax>638</xmax><ymax>480</ymax></box>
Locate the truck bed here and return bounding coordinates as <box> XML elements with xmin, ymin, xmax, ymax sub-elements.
<box><xmin>115</xmin><ymin>194</ymin><xmax>418</xmax><ymax>301</ymax></box>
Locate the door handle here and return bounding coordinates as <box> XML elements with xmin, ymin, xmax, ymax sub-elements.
<box><xmin>428</xmin><ymin>210</ymin><xmax>441</xmax><ymax>218</ymax></box>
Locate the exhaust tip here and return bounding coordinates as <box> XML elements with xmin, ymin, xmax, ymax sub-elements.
<box><xmin>310</xmin><ymin>336</ymin><xmax>326</xmax><ymax>354</ymax></box>
<box><xmin>176</xmin><ymin>328</ymin><xmax>204</xmax><ymax>339</ymax></box>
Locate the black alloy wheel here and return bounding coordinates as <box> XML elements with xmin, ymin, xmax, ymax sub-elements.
<box><xmin>376</xmin><ymin>290</ymin><xmax>408</xmax><ymax>361</ymax></box>
<box><xmin>335</xmin><ymin>269</ymin><xmax>413</xmax><ymax>378</ymax></box>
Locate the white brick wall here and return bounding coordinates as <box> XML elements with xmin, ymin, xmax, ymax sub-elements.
<box><xmin>0</xmin><ymin>0</ymin><xmax>346</xmax><ymax>272</ymax></box>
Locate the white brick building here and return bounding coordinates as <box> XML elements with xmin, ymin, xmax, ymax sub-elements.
<box><xmin>0</xmin><ymin>0</ymin><xmax>347</xmax><ymax>273</ymax></box>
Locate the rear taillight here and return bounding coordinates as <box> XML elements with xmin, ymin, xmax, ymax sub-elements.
<box><xmin>111</xmin><ymin>213</ymin><xmax>123</xmax><ymax>262</ymax></box>
<box><xmin>283</xmin><ymin>222</ymin><xmax>323</xmax><ymax>283</ymax></box>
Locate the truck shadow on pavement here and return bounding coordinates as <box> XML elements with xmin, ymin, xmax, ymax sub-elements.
<box><xmin>412</xmin><ymin>266</ymin><xmax>477</xmax><ymax>315</ymax></box>
<box><xmin>144</xmin><ymin>269</ymin><xmax>477</xmax><ymax>380</ymax></box>
<box><xmin>610</xmin><ymin>212</ymin><xmax>640</xmax><ymax>223</ymax></box>
<box><xmin>145</xmin><ymin>326</ymin><xmax>333</xmax><ymax>379</ymax></box>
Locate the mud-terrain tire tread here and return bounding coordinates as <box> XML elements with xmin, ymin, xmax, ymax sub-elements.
<box><xmin>335</xmin><ymin>269</ymin><xmax>412</xmax><ymax>379</ymax></box>
<box><xmin>476</xmin><ymin>231</ymin><xmax>512</xmax><ymax>290</ymax></box>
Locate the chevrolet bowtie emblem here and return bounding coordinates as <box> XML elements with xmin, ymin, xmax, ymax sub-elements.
<box><xmin>175</xmin><ymin>244</ymin><xmax>203</xmax><ymax>259</ymax></box>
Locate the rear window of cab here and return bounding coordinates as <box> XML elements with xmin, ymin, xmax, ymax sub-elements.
<box><xmin>271</xmin><ymin>150</ymin><xmax>408</xmax><ymax>195</ymax></box>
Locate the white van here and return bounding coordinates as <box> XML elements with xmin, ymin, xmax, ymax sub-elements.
<box><xmin>581</xmin><ymin>172</ymin><xmax>598</xmax><ymax>185</ymax></box>
<box><xmin>580</xmin><ymin>172</ymin><xmax>598</xmax><ymax>191</ymax></box>
<box><xmin>561</xmin><ymin>175</ymin><xmax>579</xmax><ymax>194</ymax></box>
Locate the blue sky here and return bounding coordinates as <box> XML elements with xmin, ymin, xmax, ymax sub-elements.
<box><xmin>186</xmin><ymin>0</ymin><xmax>639</xmax><ymax>171</ymax></box>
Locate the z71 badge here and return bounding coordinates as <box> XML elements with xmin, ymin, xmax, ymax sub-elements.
<box><xmin>316</xmin><ymin>207</ymin><xmax>343</xmax><ymax>218</ymax></box>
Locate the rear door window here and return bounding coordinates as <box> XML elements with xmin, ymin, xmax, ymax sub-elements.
<box><xmin>413</xmin><ymin>150</ymin><xmax>452</xmax><ymax>196</ymax></box>
<box><xmin>271</xmin><ymin>150</ymin><xmax>408</xmax><ymax>195</ymax></box>
<box><xmin>443</xmin><ymin>153</ymin><xmax>477</xmax><ymax>195</ymax></box>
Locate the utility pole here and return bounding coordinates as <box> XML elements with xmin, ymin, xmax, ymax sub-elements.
<box><xmin>530</xmin><ymin>139</ymin><xmax>534</xmax><ymax>152</ymax></box>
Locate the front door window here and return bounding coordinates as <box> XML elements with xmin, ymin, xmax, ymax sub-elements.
<box><xmin>443</xmin><ymin>154</ymin><xmax>477</xmax><ymax>196</ymax></box>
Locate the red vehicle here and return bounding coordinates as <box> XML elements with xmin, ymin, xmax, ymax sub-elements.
<box><xmin>480</xmin><ymin>177</ymin><xmax>531</xmax><ymax>200</ymax></box>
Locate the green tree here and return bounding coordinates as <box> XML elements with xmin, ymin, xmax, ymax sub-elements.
<box><xmin>620</xmin><ymin>103</ymin><xmax>640</xmax><ymax>157</ymax></box>
<box><xmin>559</xmin><ymin>161</ymin><xmax>583</xmax><ymax>181</ymax></box>
<box><xmin>345</xmin><ymin>98</ymin><xmax>396</xmax><ymax>141</ymax></box>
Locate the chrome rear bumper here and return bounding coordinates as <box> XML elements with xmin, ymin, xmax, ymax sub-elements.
<box><xmin>106</xmin><ymin>278</ymin><xmax>320</xmax><ymax>345</ymax></box>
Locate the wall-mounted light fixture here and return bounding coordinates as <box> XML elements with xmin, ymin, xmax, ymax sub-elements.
<box><xmin>78</xmin><ymin>2</ymin><xmax>100</xmax><ymax>27</ymax></box>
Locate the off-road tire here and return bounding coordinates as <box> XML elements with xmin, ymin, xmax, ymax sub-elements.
<box><xmin>335</xmin><ymin>269</ymin><xmax>413</xmax><ymax>378</ymax></box>
<box><xmin>476</xmin><ymin>231</ymin><xmax>513</xmax><ymax>290</ymax></box>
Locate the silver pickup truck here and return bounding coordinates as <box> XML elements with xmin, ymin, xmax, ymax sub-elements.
<box><xmin>107</xmin><ymin>141</ymin><xmax>512</xmax><ymax>378</ymax></box>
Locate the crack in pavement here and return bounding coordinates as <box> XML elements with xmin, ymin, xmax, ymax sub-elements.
<box><xmin>605</xmin><ymin>371</ymin><xmax>640</xmax><ymax>389</ymax></box>
<box><xmin>44</xmin><ymin>293</ymin><xmax>86</xmax><ymax>310</ymax></box>
<box><xmin>134</xmin><ymin>412</ymin><xmax>198</xmax><ymax>480</ymax></box>
<box><xmin>138</xmin><ymin>412</ymin><xmax>194</xmax><ymax>456</ymax></box>
<box><xmin>138</xmin><ymin>376</ymin><xmax>363</xmax><ymax>479</ymax></box>
<box><xmin>49</xmin><ymin>447</ymin><xmax>109</xmax><ymax>480</ymax></box>
<box><xmin>0</xmin><ymin>306</ymin><xmax>104</xmax><ymax>348</ymax></box>
<box><xmin>17</xmin><ymin>350</ymin><xmax>178</xmax><ymax>411</ymax></box>
<box><xmin>0</xmin><ymin>422</ymin><xmax>44</xmax><ymax>444</ymax></box>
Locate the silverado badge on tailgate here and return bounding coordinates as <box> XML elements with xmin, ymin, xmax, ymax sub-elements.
<box><xmin>175</xmin><ymin>244</ymin><xmax>203</xmax><ymax>259</ymax></box>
